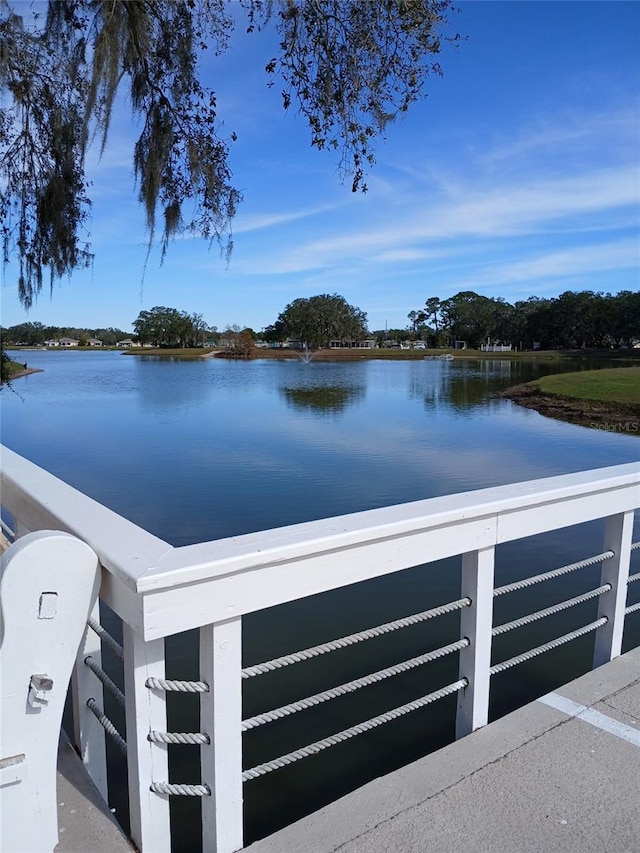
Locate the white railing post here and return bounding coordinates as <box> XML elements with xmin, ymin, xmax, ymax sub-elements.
<box><xmin>123</xmin><ymin>625</ymin><xmax>171</xmax><ymax>853</ymax></box>
<box><xmin>593</xmin><ymin>510</ymin><xmax>635</xmax><ymax>667</ymax></box>
<box><xmin>200</xmin><ymin>618</ymin><xmax>243</xmax><ymax>853</ymax></box>
<box><xmin>456</xmin><ymin>546</ymin><xmax>495</xmax><ymax>738</ymax></box>
<box><xmin>71</xmin><ymin>599</ymin><xmax>108</xmax><ymax>802</ymax></box>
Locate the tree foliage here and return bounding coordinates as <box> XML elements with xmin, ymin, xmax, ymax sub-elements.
<box><xmin>268</xmin><ymin>0</ymin><xmax>454</xmax><ymax>193</ymax></box>
<box><xmin>0</xmin><ymin>0</ymin><xmax>457</xmax><ymax>308</ymax></box>
<box><xmin>133</xmin><ymin>305</ymin><xmax>210</xmax><ymax>347</ymax></box>
<box><xmin>1</xmin><ymin>320</ymin><xmax>130</xmax><ymax>345</ymax></box>
<box><xmin>272</xmin><ymin>292</ymin><xmax>367</xmax><ymax>348</ymax></box>
<box><xmin>0</xmin><ymin>338</ymin><xmax>12</xmax><ymax>385</ymax></box>
<box><xmin>222</xmin><ymin>324</ymin><xmax>255</xmax><ymax>359</ymax></box>
<box><xmin>410</xmin><ymin>290</ymin><xmax>640</xmax><ymax>350</ymax></box>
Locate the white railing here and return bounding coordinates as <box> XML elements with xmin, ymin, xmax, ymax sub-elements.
<box><xmin>1</xmin><ymin>444</ymin><xmax>639</xmax><ymax>853</ymax></box>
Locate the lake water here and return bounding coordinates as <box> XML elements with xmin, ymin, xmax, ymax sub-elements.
<box><xmin>2</xmin><ymin>349</ymin><xmax>639</xmax><ymax>846</ymax></box>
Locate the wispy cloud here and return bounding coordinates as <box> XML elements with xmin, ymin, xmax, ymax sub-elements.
<box><xmin>478</xmin><ymin>107</ymin><xmax>639</xmax><ymax>170</ymax></box>
<box><xmin>228</xmin><ymin>161</ymin><xmax>638</xmax><ymax>277</ymax></box>
<box><xmin>485</xmin><ymin>239</ymin><xmax>640</xmax><ymax>285</ymax></box>
<box><xmin>232</xmin><ymin>201</ymin><xmax>345</xmax><ymax>234</ymax></box>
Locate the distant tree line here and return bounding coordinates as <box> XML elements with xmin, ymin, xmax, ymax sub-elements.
<box><xmin>1</xmin><ymin>321</ymin><xmax>129</xmax><ymax>346</ymax></box>
<box><xmin>4</xmin><ymin>289</ymin><xmax>639</xmax><ymax>356</ymax></box>
<box><xmin>407</xmin><ymin>290</ymin><xmax>640</xmax><ymax>350</ymax></box>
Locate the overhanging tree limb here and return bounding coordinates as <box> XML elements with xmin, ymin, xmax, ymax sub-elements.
<box><xmin>0</xmin><ymin>0</ymin><xmax>458</xmax><ymax>308</ymax></box>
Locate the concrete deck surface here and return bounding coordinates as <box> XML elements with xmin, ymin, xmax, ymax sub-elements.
<box><xmin>246</xmin><ymin>645</ymin><xmax>640</xmax><ymax>853</ymax></box>
<box><xmin>56</xmin><ymin>732</ymin><xmax>134</xmax><ymax>852</ymax></box>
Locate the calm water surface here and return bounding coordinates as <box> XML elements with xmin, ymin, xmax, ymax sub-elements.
<box><xmin>2</xmin><ymin>350</ymin><xmax>639</xmax><ymax>846</ymax></box>
<box><xmin>4</xmin><ymin>350</ymin><xmax>638</xmax><ymax>539</ymax></box>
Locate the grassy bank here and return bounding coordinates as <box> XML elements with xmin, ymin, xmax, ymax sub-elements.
<box><xmin>505</xmin><ymin>367</ymin><xmax>640</xmax><ymax>434</ymax></box>
<box><xmin>122</xmin><ymin>347</ymin><xmax>219</xmax><ymax>359</ymax></box>
<box><xmin>0</xmin><ymin>355</ymin><xmax>43</xmax><ymax>384</ymax></box>
<box><xmin>536</xmin><ymin>367</ymin><xmax>640</xmax><ymax>404</ymax></box>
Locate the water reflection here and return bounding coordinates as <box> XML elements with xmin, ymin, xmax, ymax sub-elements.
<box><xmin>133</xmin><ymin>356</ymin><xmax>212</xmax><ymax>411</ymax></box>
<box><xmin>280</xmin><ymin>383</ymin><xmax>365</xmax><ymax>415</ymax></box>
<box><xmin>408</xmin><ymin>357</ymin><xmax>620</xmax><ymax>415</ymax></box>
<box><xmin>408</xmin><ymin>360</ymin><xmax>511</xmax><ymax>411</ymax></box>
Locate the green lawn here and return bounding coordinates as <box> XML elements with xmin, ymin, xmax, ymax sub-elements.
<box><xmin>1</xmin><ymin>356</ymin><xmax>26</xmax><ymax>381</ymax></box>
<box><xmin>536</xmin><ymin>367</ymin><xmax>640</xmax><ymax>405</ymax></box>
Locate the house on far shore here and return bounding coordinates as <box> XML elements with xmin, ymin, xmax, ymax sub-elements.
<box><xmin>87</xmin><ymin>338</ymin><xmax>103</xmax><ymax>347</ymax></box>
<box><xmin>329</xmin><ymin>339</ymin><xmax>377</xmax><ymax>349</ymax></box>
<box><xmin>43</xmin><ymin>336</ymin><xmax>79</xmax><ymax>347</ymax></box>
<box><xmin>116</xmin><ymin>339</ymin><xmax>140</xmax><ymax>348</ymax></box>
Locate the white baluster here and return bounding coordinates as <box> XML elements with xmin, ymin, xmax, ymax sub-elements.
<box><xmin>71</xmin><ymin>599</ymin><xmax>108</xmax><ymax>801</ymax></box>
<box><xmin>593</xmin><ymin>510</ymin><xmax>635</xmax><ymax>667</ymax></box>
<box><xmin>456</xmin><ymin>546</ymin><xmax>495</xmax><ymax>738</ymax></box>
<box><xmin>123</xmin><ymin>626</ymin><xmax>170</xmax><ymax>852</ymax></box>
<box><xmin>200</xmin><ymin>618</ymin><xmax>243</xmax><ymax>853</ymax></box>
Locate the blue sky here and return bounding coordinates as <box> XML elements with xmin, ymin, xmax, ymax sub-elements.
<box><xmin>2</xmin><ymin>1</ymin><xmax>639</xmax><ymax>335</ymax></box>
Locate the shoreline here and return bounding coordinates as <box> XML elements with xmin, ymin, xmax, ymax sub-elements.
<box><xmin>503</xmin><ymin>382</ymin><xmax>640</xmax><ymax>436</ymax></box>
<box><xmin>216</xmin><ymin>347</ymin><xmax>640</xmax><ymax>363</ymax></box>
<box><xmin>6</xmin><ymin>344</ymin><xmax>640</xmax><ymax>364</ymax></box>
<box><xmin>3</xmin><ymin>366</ymin><xmax>44</xmax><ymax>382</ymax></box>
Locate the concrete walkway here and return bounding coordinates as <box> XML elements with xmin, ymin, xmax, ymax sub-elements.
<box><xmin>246</xmin><ymin>646</ymin><xmax>640</xmax><ymax>853</ymax></box>
<box><xmin>56</xmin><ymin>733</ymin><xmax>134</xmax><ymax>852</ymax></box>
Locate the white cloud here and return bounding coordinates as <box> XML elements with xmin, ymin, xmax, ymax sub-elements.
<box><xmin>494</xmin><ymin>239</ymin><xmax>640</xmax><ymax>283</ymax></box>
<box><xmin>226</xmin><ymin>161</ymin><xmax>639</xmax><ymax>278</ymax></box>
<box><xmin>232</xmin><ymin>202</ymin><xmax>345</xmax><ymax>234</ymax></box>
<box><xmin>478</xmin><ymin>107</ymin><xmax>639</xmax><ymax>170</ymax></box>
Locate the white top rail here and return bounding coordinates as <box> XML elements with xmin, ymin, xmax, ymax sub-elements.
<box><xmin>2</xmin><ymin>445</ymin><xmax>639</xmax><ymax>640</ymax></box>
